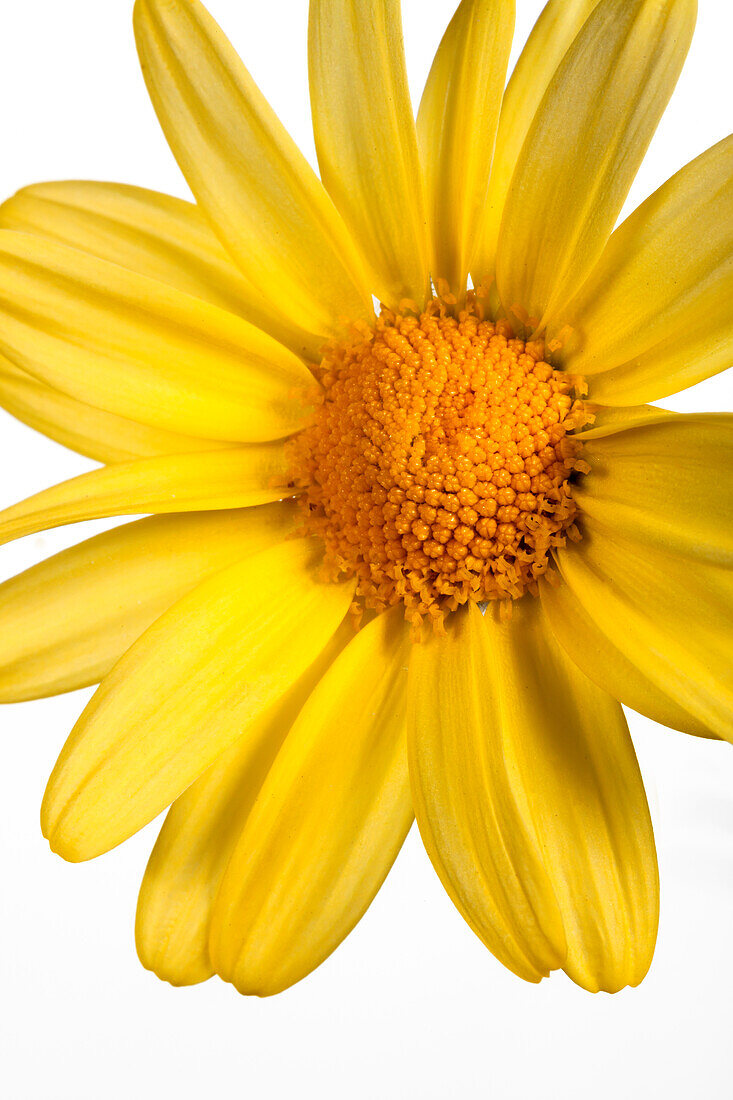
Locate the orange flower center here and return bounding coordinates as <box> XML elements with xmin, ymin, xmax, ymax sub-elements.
<box><xmin>290</xmin><ymin>300</ymin><xmax>589</xmax><ymax>630</ymax></box>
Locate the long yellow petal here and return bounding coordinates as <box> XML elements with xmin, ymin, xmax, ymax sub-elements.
<box><xmin>417</xmin><ymin>0</ymin><xmax>514</xmax><ymax>294</ymax></box>
<box><xmin>554</xmin><ymin>520</ymin><xmax>733</xmax><ymax>743</ymax></box>
<box><xmin>495</xmin><ymin>0</ymin><xmax>696</xmax><ymax>330</ymax></box>
<box><xmin>0</xmin><ymin>232</ymin><xmax>314</xmax><ymax>443</ymax></box>
<box><xmin>575</xmin><ymin>413</ymin><xmax>733</xmax><ymax>564</ymax></box>
<box><xmin>487</xmin><ymin>598</ymin><xmax>658</xmax><ymax>992</ymax></box>
<box><xmin>136</xmin><ymin>620</ymin><xmax>354</xmax><ymax>987</ymax></box>
<box><xmin>408</xmin><ymin>603</ymin><xmax>566</xmax><ymax>984</ymax></box>
<box><xmin>309</xmin><ymin>0</ymin><xmax>429</xmax><ymax>308</ymax></box>
<box><xmin>134</xmin><ymin>0</ymin><xmax>373</xmax><ymax>339</ymax></box>
<box><xmin>0</xmin><ymin>503</ymin><xmax>295</xmax><ymax>703</ymax></box>
<box><xmin>409</xmin><ymin>600</ymin><xmax>658</xmax><ymax>993</ymax></box>
<box><xmin>0</xmin><ymin>354</ymin><xmax>228</xmax><ymax>463</ymax></box>
<box><xmin>0</xmin><ymin>181</ymin><xmax>322</xmax><ymax>361</ymax></box>
<box><xmin>210</xmin><ymin>607</ymin><xmax>413</xmax><ymax>996</ymax></box>
<box><xmin>473</xmin><ymin>0</ymin><xmax>600</xmax><ymax>286</ymax></box>
<box><xmin>558</xmin><ymin>135</ymin><xmax>733</xmax><ymax>404</ymax></box>
<box><xmin>41</xmin><ymin>539</ymin><xmax>355</xmax><ymax>862</ymax></box>
<box><xmin>540</xmin><ymin>572</ymin><xmax>714</xmax><ymax>739</ymax></box>
<box><xmin>0</xmin><ymin>445</ymin><xmax>294</xmax><ymax>547</ymax></box>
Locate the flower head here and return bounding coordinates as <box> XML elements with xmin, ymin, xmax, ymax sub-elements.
<box><xmin>0</xmin><ymin>0</ymin><xmax>730</xmax><ymax>998</ymax></box>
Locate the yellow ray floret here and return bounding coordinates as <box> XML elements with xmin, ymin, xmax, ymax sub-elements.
<box><xmin>0</xmin><ymin>445</ymin><xmax>296</xmax><ymax>546</ymax></box>
<box><xmin>418</xmin><ymin>0</ymin><xmax>514</xmax><ymax>295</ymax></box>
<box><xmin>473</xmin><ymin>0</ymin><xmax>601</xmax><ymax>285</ymax></box>
<box><xmin>0</xmin><ymin>180</ymin><xmax>324</xmax><ymax>361</ymax></box>
<box><xmin>0</xmin><ymin>503</ymin><xmax>295</xmax><ymax>702</ymax></box>
<box><xmin>41</xmin><ymin>539</ymin><xmax>354</xmax><ymax>862</ymax></box>
<box><xmin>136</xmin><ymin>618</ymin><xmax>354</xmax><ymax>988</ymax></box>
<box><xmin>134</xmin><ymin>0</ymin><xmax>374</xmax><ymax>338</ymax></box>
<box><xmin>408</xmin><ymin>599</ymin><xmax>658</xmax><ymax>993</ymax></box>
<box><xmin>556</xmin><ymin>134</ymin><xmax>733</xmax><ymax>404</ymax></box>
<box><xmin>496</xmin><ymin>0</ymin><xmax>696</xmax><ymax>329</ymax></box>
<box><xmin>309</xmin><ymin>0</ymin><xmax>430</xmax><ymax>308</ymax></box>
<box><xmin>553</xmin><ymin>521</ymin><xmax>733</xmax><ymax>743</ymax></box>
<box><xmin>0</xmin><ymin>353</ymin><xmax>232</xmax><ymax>463</ymax></box>
<box><xmin>209</xmin><ymin>607</ymin><xmax>413</xmax><ymax>996</ymax></box>
<box><xmin>0</xmin><ymin>231</ymin><xmax>316</xmax><ymax>442</ymax></box>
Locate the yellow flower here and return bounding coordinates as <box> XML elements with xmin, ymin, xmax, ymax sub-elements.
<box><xmin>0</xmin><ymin>0</ymin><xmax>729</xmax><ymax>997</ymax></box>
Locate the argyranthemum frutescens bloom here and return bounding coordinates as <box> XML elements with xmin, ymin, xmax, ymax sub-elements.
<box><xmin>0</xmin><ymin>0</ymin><xmax>730</xmax><ymax>997</ymax></box>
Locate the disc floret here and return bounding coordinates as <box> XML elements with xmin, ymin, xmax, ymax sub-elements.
<box><xmin>290</xmin><ymin>300</ymin><xmax>589</xmax><ymax>630</ymax></box>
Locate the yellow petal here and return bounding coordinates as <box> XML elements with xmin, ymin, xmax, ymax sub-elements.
<box><xmin>558</xmin><ymin>135</ymin><xmax>733</xmax><ymax>404</ymax></box>
<box><xmin>0</xmin><ymin>232</ymin><xmax>314</xmax><ymax>443</ymax></box>
<box><xmin>309</xmin><ymin>0</ymin><xmax>429</xmax><ymax>308</ymax></box>
<box><xmin>136</xmin><ymin>620</ymin><xmax>353</xmax><ymax>987</ymax></box>
<box><xmin>490</xmin><ymin>598</ymin><xmax>658</xmax><ymax>992</ymax></box>
<box><xmin>409</xmin><ymin>600</ymin><xmax>658</xmax><ymax>993</ymax></box>
<box><xmin>575</xmin><ymin>401</ymin><xmax>674</xmax><ymax>442</ymax></box>
<box><xmin>417</xmin><ymin>0</ymin><xmax>514</xmax><ymax>294</ymax></box>
<box><xmin>0</xmin><ymin>502</ymin><xmax>295</xmax><ymax>703</ymax></box>
<box><xmin>495</xmin><ymin>0</ymin><xmax>696</xmax><ymax>330</ymax></box>
<box><xmin>41</xmin><ymin>538</ymin><xmax>355</xmax><ymax>862</ymax></box>
<box><xmin>0</xmin><ymin>445</ymin><xmax>294</xmax><ymax>547</ymax></box>
<box><xmin>540</xmin><ymin>572</ymin><xmax>714</xmax><ymax>739</ymax></box>
<box><xmin>0</xmin><ymin>354</ymin><xmax>228</xmax><ymax>463</ymax></box>
<box><xmin>575</xmin><ymin>413</ymin><xmax>733</xmax><ymax>564</ymax></box>
<box><xmin>209</xmin><ymin>607</ymin><xmax>412</xmax><ymax>996</ymax></box>
<box><xmin>0</xmin><ymin>181</ymin><xmax>323</xmax><ymax>361</ymax></box>
<box><xmin>134</xmin><ymin>0</ymin><xmax>373</xmax><ymax>339</ymax></box>
<box><xmin>473</xmin><ymin>0</ymin><xmax>600</xmax><ymax>286</ymax></box>
<box><xmin>408</xmin><ymin>603</ymin><xmax>566</xmax><ymax>983</ymax></box>
<box><xmin>554</xmin><ymin>520</ymin><xmax>733</xmax><ymax>743</ymax></box>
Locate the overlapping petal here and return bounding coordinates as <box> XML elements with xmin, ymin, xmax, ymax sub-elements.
<box><xmin>574</xmin><ymin>414</ymin><xmax>733</xmax><ymax>564</ymax></box>
<box><xmin>0</xmin><ymin>445</ymin><xmax>294</xmax><ymax>546</ymax></box>
<box><xmin>136</xmin><ymin>620</ymin><xmax>353</xmax><ymax>987</ymax></box>
<box><xmin>540</xmin><ymin>572</ymin><xmax>713</xmax><ymax>739</ymax></box>
<box><xmin>0</xmin><ymin>354</ymin><xmax>228</xmax><ymax>463</ymax></box>
<box><xmin>496</xmin><ymin>0</ymin><xmax>696</xmax><ymax>329</ymax></box>
<box><xmin>309</xmin><ymin>0</ymin><xmax>429</xmax><ymax>307</ymax></box>
<box><xmin>41</xmin><ymin>538</ymin><xmax>355</xmax><ymax>862</ymax></box>
<box><xmin>0</xmin><ymin>503</ymin><xmax>295</xmax><ymax>703</ymax></box>
<box><xmin>408</xmin><ymin>603</ymin><xmax>565</xmax><ymax>985</ymax></box>
<box><xmin>210</xmin><ymin>608</ymin><xmax>412</xmax><ymax>995</ymax></box>
<box><xmin>472</xmin><ymin>0</ymin><xmax>600</xmax><ymax>285</ymax></box>
<box><xmin>417</xmin><ymin>0</ymin><xmax>514</xmax><ymax>294</ymax></box>
<box><xmin>134</xmin><ymin>0</ymin><xmax>374</xmax><ymax>339</ymax></box>
<box><xmin>557</xmin><ymin>135</ymin><xmax>733</xmax><ymax>404</ymax></box>
<box><xmin>0</xmin><ymin>232</ymin><xmax>314</xmax><ymax>443</ymax></box>
<box><xmin>552</xmin><ymin>520</ymin><xmax>733</xmax><ymax>743</ymax></box>
<box><xmin>0</xmin><ymin>181</ymin><xmax>322</xmax><ymax>360</ymax></box>
<box><xmin>408</xmin><ymin>600</ymin><xmax>658</xmax><ymax>992</ymax></box>
<box><xmin>574</xmin><ymin>402</ymin><xmax>673</xmax><ymax>442</ymax></box>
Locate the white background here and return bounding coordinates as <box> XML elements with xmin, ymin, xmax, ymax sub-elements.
<box><xmin>0</xmin><ymin>1</ymin><xmax>731</xmax><ymax>1097</ymax></box>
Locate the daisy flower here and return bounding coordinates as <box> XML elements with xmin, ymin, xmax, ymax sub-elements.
<box><xmin>0</xmin><ymin>0</ymin><xmax>730</xmax><ymax>997</ymax></box>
